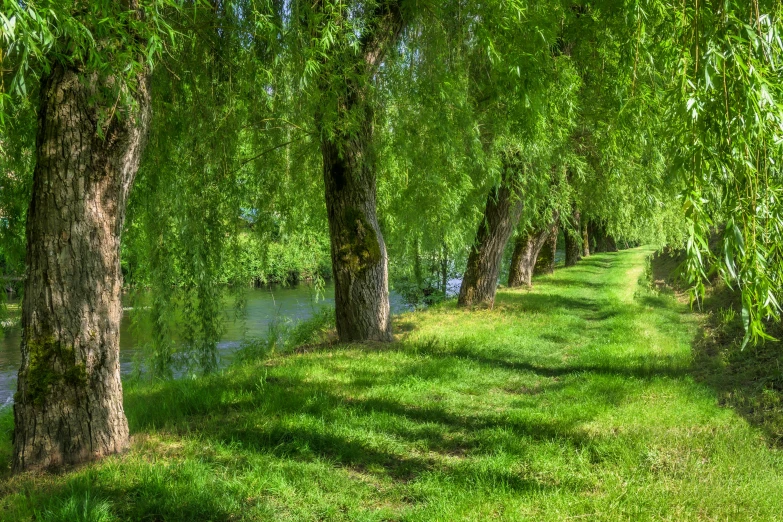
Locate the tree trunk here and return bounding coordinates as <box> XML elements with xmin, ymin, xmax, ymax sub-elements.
<box><xmin>535</xmin><ymin>224</ymin><xmax>559</xmax><ymax>275</ymax></box>
<box><xmin>322</xmin><ymin>134</ymin><xmax>392</xmax><ymax>342</ymax></box>
<box><xmin>564</xmin><ymin>207</ymin><xmax>581</xmax><ymax>267</ymax></box>
<box><xmin>13</xmin><ymin>64</ymin><xmax>150</xmax><ymax>472</ymax></box>
<box><xmin>588</xmin><ymin>221</ymin><xmax>604</xmax><ymax>253</ymax></box>
<box><xmin>318</xmin><ymin>2</ymin><xmax>403</xmax><ymax>342</ymax></box>
<box><xmin>582</xmin><ymin>224</ymin><xmax>590</xmax><ymax>257</ymax></box>
<box><xmin>440</xmin><ymin>243</ymin><xmax>448</xmax><ymax>296</ymax></box>
<box><xmin>413</xmin><ymin>237</ymin><xmax>423</xmax><ymax>288</ymax></box>
<box><xmin>458</xmin><ymin>165</ymin><xmax>524</xmax><ymax>307</ymax></box>
<box><xmin>587</xmin><ymin>221</ymin><xmax>617</xmax><ymax>254</ymax></box>
<box><xmin>507</xmin><ymin>225</ymin><xmax>551</xmax><ymax>287</ymax></box>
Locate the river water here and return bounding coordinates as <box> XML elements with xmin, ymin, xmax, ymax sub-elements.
<box><xmin>0</xmin><ymin>281</ymin><xmax>414</xmax><ymax>410</ymax></box>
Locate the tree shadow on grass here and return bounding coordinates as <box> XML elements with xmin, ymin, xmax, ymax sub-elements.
<box><xmin>115</xmin><ymin>248</ymin><xmax>691</xmax><ymax>500</ymax></box>
<box><xmin>0</xmin><ymin>462</ymin><xmax>237</xmax><ymax>522</ymax></box>
<box><xmin>126</xmin><ymin>363</ymin><xmax>578</xmax><ymax>446</ymax></box>
<box><xmin>115</xmin><ymin>331</ymin><xmax>644</xmax><ymax>499</ymax></box>
<box><xmin>650</xmin><ymin>250</ymin><xmax>783</xmax><ymax>446</ymax></box>
<box><xmin>692</xmin><ymin>337</ymin><xmax>783</xmax><ymax>446</ymax></box>
<box><xmin>690</xmin><ymin>288</ymin><xmax>783</xmax><ymax>445</ymax></box>
<box><xmin>494</xmin><ymin>292</ymin><xmax>623</xmax><ymax>327</ymax></box>
<box><xmin>0</xmin><ymin>325</ymin><xmax>674</xmax><ymax>522</ymax></box>
<box><xmin>112</xmin><ymin>373</ymin><xmax>591</xmax><ymax>512</ymax></box>
<box><xmin>636</xmin><ymin>294</ymin><xmax>693</xmax><ymax>316</ymax></box>
<box><xmin>496</xmin><ymin>291</ymin><xmax>614</xmax><ymax>314</ymax></box>
<box><xmin>536</xmin><ymin>278</ymin><xmax>610</xmax><ymax>290</ymax></box>
<box><xmin>406</xmin><ymin>337</ymin><xmax>690</xmax><ymax>381</ymax></box>
<box><xmin>539</xmin><ymin>332</ymin><xmax>570</xmax><ymax>343</ymax></box>
<box><xmin>0</xmin><ymin>249</ymin><xmax>697</xmax><ymax>519</ymax></box>
<box><xmin>573</xmin><ymin>255</ymin><xmax>616</xmax><ymax>270</ymax></box>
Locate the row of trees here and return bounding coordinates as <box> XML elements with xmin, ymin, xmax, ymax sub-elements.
<box><xmin>0</xmin><ymin>0</ymin><xmax>781</xmax><ymax>473</ymax></box>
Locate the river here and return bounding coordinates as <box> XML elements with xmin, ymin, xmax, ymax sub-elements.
<box><xmin>0</xmin><ymin>281</ymin><xmax>415</xmax><ymax>410</ymax></box>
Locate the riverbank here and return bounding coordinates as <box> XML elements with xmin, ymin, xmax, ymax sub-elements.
<box><xmin>2</xmin><ymin>248</ymin><xmax>782</xmax><ymax>520</ymax></box>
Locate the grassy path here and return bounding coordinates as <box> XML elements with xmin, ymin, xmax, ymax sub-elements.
<box><xmin>2</xmin><ymin>248</ymin><xmax>783</xmax><ymax>520</ymax></box>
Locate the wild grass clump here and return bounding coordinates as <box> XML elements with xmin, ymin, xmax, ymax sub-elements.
<box><xmin>34</xmin><ymin>486</ymin><xmax>116</xmax><ymax>522</ymax></box>
<box><xmin>235</xmin><ymin>306</ymin><xmax>335</xmax><ymax>362</ymax></box>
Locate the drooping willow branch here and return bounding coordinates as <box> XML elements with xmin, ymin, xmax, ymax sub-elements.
<box><xmin>231</xmin><ymin>134</ymin><xmax>308</xmax><ymax>176</ymax></box>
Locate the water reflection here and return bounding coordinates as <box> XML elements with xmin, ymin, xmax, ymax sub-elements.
<box><xmin>0</xmin><ymin>281</ymin><xmax>413</xmax><ymax>410</ymax></box>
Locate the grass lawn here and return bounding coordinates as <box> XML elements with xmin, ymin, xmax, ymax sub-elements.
<box><xmin>2</xmin><ymin>247</ymin><xmax>782</xmax><ymax>521</ymax></box>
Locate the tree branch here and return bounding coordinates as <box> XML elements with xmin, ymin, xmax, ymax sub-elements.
<box><xmin>231</xmin><ymin>135</ymin><xmax>307</xmax><ymax>175</ymax></box>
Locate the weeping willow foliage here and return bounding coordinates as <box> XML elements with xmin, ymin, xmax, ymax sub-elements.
<box><xmin>0</xmin><ymin>0</ymin><xmax>185</xmax><ymax>123</ymax></box>
<box><xmin>555</xmin><ymin>3</ymin><xmax>686</xmax><ymax>248</ymax></box>
<box><xmin>380</xmin><ymin>1</ymin><xmax>585</xmax><ymax>295</ymax></box>
<box><xmin>0</xmin><ymin>101</ymin><xmax>34</xmax><ymax>337</ymax></box>
<box><xmin>3</xmin><ymin>0</ymin><xmax>782</xmax><ymax>370</ymax></box>
<box><xmin>0</xmin><ymin>102</ymin><xmax>33</xmax><ymax>284</ymax></box>
<box><xmin>664</xmin><ymin>0</ymin><xmax>783</xmax><ymax>344</ymax></box>
<box><xmin>124</xmin><ymin>1</ymin><xmax>331</xmax><ymax>375</ymax></box>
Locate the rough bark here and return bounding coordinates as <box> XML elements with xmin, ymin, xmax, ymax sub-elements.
<box><xmin>535</xmin><ymin>224</ymin><xmax>559</xmax><ymax>275</ymax></box>
<box><xmin>458</xmin><ymin>167</ymin><xmax>525</xmax><ymax>307</ymax></box>
<box><xmin>323</xmin><ymin>135</ymin><xmax>391</xmax><ymax>341</ymax></box>
<box><xmin>564</xmin><ymin>207</ymin><xmax>581</xmax><ymax>267</ymax></box>
<box><xmin>507</xmin><ymin>225</ymin><xmax>551</xmax><ymax>288</ymax></box>
<box><xmin>13</xmin><ymin>64</ymin><xmax>150</xmax><ymax>472</ymax></box>
<box><xmin>582</xmin><ymin>224</ymin><xmax>590</xmax><ymax>258</ymax></box>
<box><xmin>318</xmin><ymin>2</ymin><xmax>404</xmax><ymax>342</ymax></box>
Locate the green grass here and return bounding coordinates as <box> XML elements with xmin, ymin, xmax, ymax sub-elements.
<box><xmin>2</xmin><ymin>247</ymin><xmax>783</xmax><ymax>520</ymax></box>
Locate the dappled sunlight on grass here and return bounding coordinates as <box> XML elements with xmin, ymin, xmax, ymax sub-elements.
<box><xmin>1</xmin><ymin>248</ymin><xmax>783</xmax><ymax>520</ymax></box>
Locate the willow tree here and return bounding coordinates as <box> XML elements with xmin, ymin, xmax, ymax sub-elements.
<box><xmin>1</xmin><ymin>1</ymin><xmax>179</xmax><ymax>472</ymax></box>
<box><xmin>508</xmin><ymin>214</ymin><xmax>558</xmax><ymax>287</ymax></box>
<box><xmin>457</xmin><ymin>1</ymin><xmax>580</xmax><ymax>307</ymax></box>
<box><xmin>458</xmin><ymin>153</ymin><xmax>527</xmax><ymax>306</ymax></box>
<box><xmin>283</xmin><ymin>1</ymin><xmax>411</xmax><ymax>341</ymax></box>
<box><xmin>564</xmin><ymin>205</ymin><xmax>582</xmax><ymax>266</ymax></box>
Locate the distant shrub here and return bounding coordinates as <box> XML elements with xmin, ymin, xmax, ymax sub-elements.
<box><xmin>225</xmin><ymin>232</ymin><xmax>331</xmax><ymax>286</ymax></box>
<box><xmin>393</xmin><ymin>276</ymin><xmax>446</xmax><ymax>310</ymax></box>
